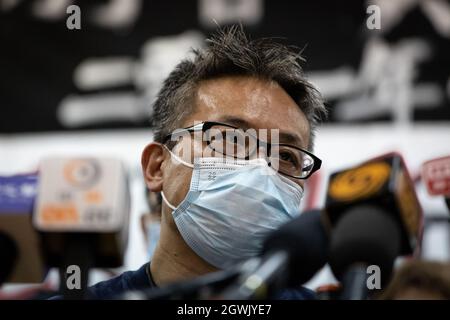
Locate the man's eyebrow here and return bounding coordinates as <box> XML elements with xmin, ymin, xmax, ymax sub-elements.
<box><xmin>278</xmin><ymin>132</ymin><xmax>305</xmax><ymax>149</ymax></box>
<box><xmin>217</xmin><ymin>116</ymin><xmax>251</xmax><ymax>130</ymax></box>
<box><xmin>216</xmin><ymin>116</ymin><xmax>306</xmax><ymax>148</ymax></box>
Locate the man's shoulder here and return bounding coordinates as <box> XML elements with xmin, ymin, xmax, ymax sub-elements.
<box><xmin>88</xmin><ymin>263</ymin><xmax>154</xmax><ymax>299</ymax></box>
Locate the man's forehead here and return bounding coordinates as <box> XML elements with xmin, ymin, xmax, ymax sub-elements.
<box><xmin>188</xmin><ymin>76</ymin><xmax>310</xmax><ymax>148</ymax></box>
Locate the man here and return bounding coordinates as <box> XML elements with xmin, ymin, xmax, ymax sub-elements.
<box><xmin>88</xmin><ymin>25</ymin><xmax>326</xmax><ymax>299</ymax></box>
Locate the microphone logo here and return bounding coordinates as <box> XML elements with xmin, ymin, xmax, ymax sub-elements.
<box><xmin>328</xmin><ymin>161</ymin><xmax>390</xmax><ymax>202</ymax></box>
<box><xmin>63</xmin><ymin>159</ymin><xmax>101</xmax><ymax>189</ymax></box>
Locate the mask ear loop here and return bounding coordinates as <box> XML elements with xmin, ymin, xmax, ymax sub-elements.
<box><xmin>160</xmin><ymin>144</ymin><xmax>194</xmax><ymax>211</ymax></box>
<box><xmin>162</xmin><ymin>144</ymin><xmax>194</xmax><ymax>168</ymax></box>
<box><xmin>161</xmin><ymin>191</ymin><xmax>177</xmax><ymax>211</ymax></box>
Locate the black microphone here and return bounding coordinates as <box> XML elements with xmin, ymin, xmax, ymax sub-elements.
<box><xmin>329</xmin><ymin>205</ymin><xmax>401</xmax><ymax>300</ymax></box>
<box><xmin>324</xmin><ymin>152</ymin><xmax>423</xmax><ymax>299</ymax></box>
<box><xmin>325</xmin><ymin>152</ymin><xmax>422</xmax><ymax>257</ymax></box>
<box><xmin>217</xmin><ymin>209</ymin><xmax>329</xmax><ymax>300</ymax></box>
<box><xmin>0</xmin><ymin>232</ymin><xmax>18</xmax><ymax>285</ymax></box>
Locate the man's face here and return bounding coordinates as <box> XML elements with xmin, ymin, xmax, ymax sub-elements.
<box><xmin>161</xmin><ymin>75</ymin><xmax>311</xmax><ymax>230</ymax></box>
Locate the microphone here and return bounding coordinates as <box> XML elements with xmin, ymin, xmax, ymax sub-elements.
<box><xmin>329</xmin><ymin>205</ymin><xmax>401</xmax><ymax>300</ymax></box>
<box><xmin>422</xmin><ymin>155</ymin><xmax>450</xmax><ymax>212</ymax></box>
<box><xmin>33</xmin><ymin>157</ymin><xmax>130</xmax><ymax>299</ymax></box>
<box><xmin>0</xmin><ymin>174</ymin><xmax>45</xmax><ymax>285</ymax></box>
<box><xmin>324</xmin><ymin>152</ymin><xmax>423</xmax><ymax>299</ymax></box>
<box><xmin>217</xmin><ymin>209</ymin><xmax>329</xmax><ymax>300</ymax></box>
<box><xmin>325</xmin><ymin>152</ymin><xmax>422</xmax><ymax>257</ymax></box>
<box><xmin>0</xmin><ymin>232</ymin><xmax>18</xmax><ymax>285</ymax></box>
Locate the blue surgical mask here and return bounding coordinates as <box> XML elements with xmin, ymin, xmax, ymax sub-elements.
<box><xmin>161</xmin><ymin>150</ymin><xmax>304</xmax><ymax>269</ymax></box>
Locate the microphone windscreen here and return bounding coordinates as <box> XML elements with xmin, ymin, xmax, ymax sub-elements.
<box><xmin>263</xmin><ymin>209</ymin><xmax>329</xmax><ymax>286</ymax></box>
<box><xmin>329</xmin><ymin>205</ymin><xmax>401</xmax><ymax>284</ymax></box>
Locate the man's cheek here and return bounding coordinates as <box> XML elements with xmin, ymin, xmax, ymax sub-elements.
<box><xmin>167</xmin><ymin>165</ymin><xmax>192</xmax><ymax>206</ymax></box>
<box><xmin>164</xmin><ymin>170</ymin><xmax>191</xmax><ymax>231</ymax></box>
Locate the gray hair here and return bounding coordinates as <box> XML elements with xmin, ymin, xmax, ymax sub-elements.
<box><xmin>151</xmin><ymin>25</ymin><xmax>327</xmax><ymax>150</ymax></box>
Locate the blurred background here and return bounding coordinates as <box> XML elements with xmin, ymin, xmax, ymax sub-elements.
<box><xmin>0</xmin><ymin>0</ymin><xmax>449</xmax><ymax>294</ymax></box>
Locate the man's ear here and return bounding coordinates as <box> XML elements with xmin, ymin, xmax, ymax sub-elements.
<box><xmin>141</xmin><ymin>143</ymin><xmax>166</xmax><ymax>192</ymax></box>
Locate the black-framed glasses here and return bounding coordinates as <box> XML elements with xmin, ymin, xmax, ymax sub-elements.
<box><xmin>163</xmin><ymin>121</ymin><xmax>322</xmax><ymax>179</ymax></box>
